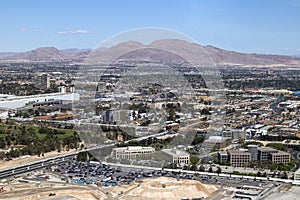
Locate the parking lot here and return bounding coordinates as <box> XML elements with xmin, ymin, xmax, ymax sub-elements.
<box><xmin>43</xmin><ymin>160</ymin><xmax>278</xmax><ymax>190</ymax></box>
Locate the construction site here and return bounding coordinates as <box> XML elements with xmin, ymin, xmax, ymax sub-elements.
<box><xmin>0</xmin><ymin>171</ymin><xmax>218</xmax><ymax>200</ymax></box>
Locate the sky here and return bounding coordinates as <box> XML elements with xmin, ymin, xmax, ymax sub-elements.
<box><xmin>1</xmin><ymin>0</ymin><xmax>300</xmax><ymax>55</ymax></box>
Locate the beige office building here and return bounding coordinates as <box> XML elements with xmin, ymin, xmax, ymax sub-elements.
<box><xmin>257</xmin><ymin>147</ymin><xmax>278</xmax><ymax>161</ymax></box>
<box><xmin>162</xmin><ymin>149</ymin><xmax>190</xmax><ymax>166</ymax></box>
<box><xmin>112</xmin><ymin>146</ymin><xmax>155</xmax><ymax>159</ymax></box>
<box><xmin>270</xmin><ymin>151</ymin><xmax>290</xmax><ymax>165</ymax></box>
<box><xmin>228</xmin><ymin>150</ymin><xmax>251</xmax><ymax>167</ymax></box>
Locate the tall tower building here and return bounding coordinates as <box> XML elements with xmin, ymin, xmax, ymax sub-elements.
<box><xmin>40</xmin><ymin>73</ymin><xmax>50</xmax><ymax>89</ymax></box>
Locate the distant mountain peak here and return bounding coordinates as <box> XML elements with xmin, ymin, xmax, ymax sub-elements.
<box><xmin>0</xmin><ymin>46</ymin><xmax>88</xmax><ymax>61</ymax></box>
<box><xmin>1</xmin><ymin>40</ymin><xmax>300</xmax><ymax>65</ymax></box>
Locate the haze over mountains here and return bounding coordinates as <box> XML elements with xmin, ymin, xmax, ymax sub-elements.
<box><xmin>1</xmin><ymin>39</ymin><xmax>299</xmax><ymax>65</ymax></box>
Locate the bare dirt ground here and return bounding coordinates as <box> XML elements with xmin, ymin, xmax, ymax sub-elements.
<box><xmin>0</xmin><ymin>149</ymin><xmax>78</xmax><ymax>170</ymax></box>
<box><xmin>106</xmin><ymin>177</ymin><xmax>217</xmax><ymax>200</ymax></box>
<box><xmin>0</xmin><ymin>176</ymin><xmax>218</xmax><ymax>200</ymax></box>
<box><xmin>0</xmin><ymin>183</ymin><xmax>106</xmax><ymax>200</ymax></box>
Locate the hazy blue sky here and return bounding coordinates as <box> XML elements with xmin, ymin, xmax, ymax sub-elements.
<box><xmin>1</xmin><ymin>0</ymin><xmax>300</xmax><ymax>55</ymax></box>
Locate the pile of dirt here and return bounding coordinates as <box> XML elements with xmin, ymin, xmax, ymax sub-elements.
<box><xmin>115</xmin><ymin>177</ymin><xmax>217</xmax><ymax>200</ymax></box>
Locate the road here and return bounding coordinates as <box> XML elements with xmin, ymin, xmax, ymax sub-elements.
<box><xmin>0</xmin><ymin>129</ymin><xmax>297</xmax><ymax>186</ymax></box>
<box><xmin>0</xmin><ymin>131</ymin><xmax>166</xmax><ymax>179</ymax></box>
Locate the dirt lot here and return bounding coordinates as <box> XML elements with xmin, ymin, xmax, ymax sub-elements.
<box><xmin>107</xmin><ymin>177</ymin><xmax>217</xmax><ymax>200</ymax></box>
<box><xmin>0</xmin><ymin>183</ymin><xmax>106</xmax><ymax>200</ymax></box>
<box><xmin>0</xmin><ymin>176</ymin><xmax>218</xmax><ymax>200</ymax></box>
<box><xmin>0</xmin><ymin>149</ymin><xmax>78</xmax><ymax>170</ymax></box>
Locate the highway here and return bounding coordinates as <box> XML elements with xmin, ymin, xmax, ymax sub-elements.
<box><xmin>0</xmin><ymin>130</ymin><xmax>297</xmax><ymax>185</ymax></box>
<box><xmin>0</xmin><ymin>143</ymin><xmax>114</xmax><ymax>180</ymax></box>
<box><xmin>0</xmin><ymin>131</ymin><xmax>166</xmax><ymax>179</ymax></box>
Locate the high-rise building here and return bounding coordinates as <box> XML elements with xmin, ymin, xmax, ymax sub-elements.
<box><xmin>40</xmin><ymin>73</ymin><xmax>50</xmax><ymax>89</ymax></box>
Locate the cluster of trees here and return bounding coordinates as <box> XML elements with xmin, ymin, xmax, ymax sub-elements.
<box><xmin>191</xmin><ymin>136</ymin><xmax>205</xmax><ymax>145</ymax></box>
<box><xmin>225</xmin><ymin>79</ymin><xmax>300</xmax><ymax>91</ymax></box>
<box><xmin>104</xmin><ymin>127</ymin><xmax>135</xmax><ymax>141</ymax></box>
<box><xmin>248</xmin><ymin>159</ymin><xmax>295</xmax><ymax>171</ymax></box>
<box><xmin>0</xmin><ymin>82</ymin><xmax>38</xmax><ymax>96</ymax></box>
<box><xmin>0</xmin><ymin>124</ymin><xmax>81</xmax><ymax>159</ymax></box>
<box><xmin>196</xmin><ymin>165</ymin><xmax>222</xmax><ymax>174</ymax></box>
<box><xmin>266</xmin><ymin>143</ymin><xmax>288</xmax><ymax>152</ymax></box>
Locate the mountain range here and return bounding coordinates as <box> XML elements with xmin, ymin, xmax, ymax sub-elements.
<box><xmin>0</xmin><ymin>39</ymin><xmax>299</xmax><ymax>66</ymax></box>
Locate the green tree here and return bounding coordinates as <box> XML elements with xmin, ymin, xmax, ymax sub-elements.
<box><xmin>257</xmin><ymin>171</ymin><xmax>262</xmax><ymax>177</ymax></box>
<box><xmin>199</xmin><ymin>165</ymin><xmax>205</xmax><ymax>172</ymax></box>
<box><xmin>190</xmin><ymin>156</ymin><xmax>200</xmax><ymax>165</ymax></box>
<box><xmin>216</xmin><ymin>166</ymin><xmax>222</xmax><ymax>174</ymax></box>
<box><xmin>191</xmin><ymin>136</ymin><xmax>205</xmax><ymax>145</ymax></box>
<box><xmin>266</xmin><ymin>143</ymin><xmax>288</xmax><ymax>152</ymax></box>
<box><xmin>280</xmin><ymin>172</ymin><xmax>288</xmax><ymax>179</ymax></box>
<box><xmin>0</xmin><ymin>139</ymin><xmax>6</xmax><ymax>148</ymax></box>
<box><xmin>0</xmin><ymin>151</ymin><xmax>5</xmax><ymax>160</ymax></box>
<box><xmin>190</xmin><ymin>164</ymin><xmax>198</xmax><ymax>171</ymax></box>
<box><xmin>183</xmin><ymin>165</ymin><xmax>189</xmax><ymax>170</ymax></box>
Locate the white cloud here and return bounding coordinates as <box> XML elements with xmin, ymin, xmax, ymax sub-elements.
<box><xmin>19</xmin><ymin>28</ymin><xmax>28</xmax><ymax>32</ymax></box>
<box><xmin>57</xmin><ymin>29</ymin><xmax>89</xmax><ymax>35</ymax></box>
<box><xmin>283</xmin><ymin>48</ymin><xmax>290</xmax><ymax>51</ymax></box>
<box><xmin>34</xmin><ymin>29</ymin><xmax>44</xmax><ymax>32</ymax></box>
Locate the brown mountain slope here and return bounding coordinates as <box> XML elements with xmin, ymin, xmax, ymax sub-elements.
<box><xmin>1</xmin><ymin>39</ymin><xmax>299</xmax><ymax>65</ymax></box>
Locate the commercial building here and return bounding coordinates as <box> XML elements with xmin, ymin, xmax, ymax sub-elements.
<box><xmin>222</xmin><ymin>130</ymin><xmax>233</xmax><ymax>139</ymax></box>
<box><xmin>203</xmin><ymin>136</ymin><xmax>231</xmax><ymax>150</ymax></box>
<box><xmin>162</xmin><ymin>149</ymin><xmax>190</xmax><ymax>166</ymax></box>
<box><xmin>228</xmin><ymin>150</ymin><xmax>251</xmax><ymax>167</ymax></box>
<box><xmin>0</xmin><ymin>93</ymin><xmax>79</xmax><ymax>110</ymax></box>
<box><xmin>102</xmin><ymin>109</ymin><xmax>115</xmax><ymax>123</ymax></box>
<box><xmin>112</xmin><ymin>146</ymin><xmax>155</xmax><ymax>159</ymax></box>
<box><xmin>257</xmin><ymin>147</ymin><xmax>278</xmax><ymax>161</ymax></box>
<box><xmin>294</xmin><ymin>168</ymin><xmax>300</xmax><ymax>182</ymax></box>
<box><xmin>270</xmin><ymin>151</ymin><xmax>290</xmax><ymax>165</ymax></box>
<box><xmin>38</xmin><ymin>73</ymin><xmax>50</xmax><ymax>89</ymax></box>
<box><xmin>102</xmin><ymin>109</ymin><xmax>130</xmax><ymax>124</ymax></box>
<box><xmin>219</xmin><ymin>146</ymin><xmax>291</xmax><ymax>167</ymax></box>
<box><xmin>217</xmin><ymin>151</ymin><xmax>228</xmax><ymax>163</ymax></box>
<box><xmin>248</xmin><ymin>145</ymin><xmax>258</xmax><ymax>161</ymax></box>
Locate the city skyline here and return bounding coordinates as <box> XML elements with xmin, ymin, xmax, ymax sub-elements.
<box><xmin>1</xmin><ymin>0</ymin><xmax>300</xmax><ymax>55</ymax></box>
